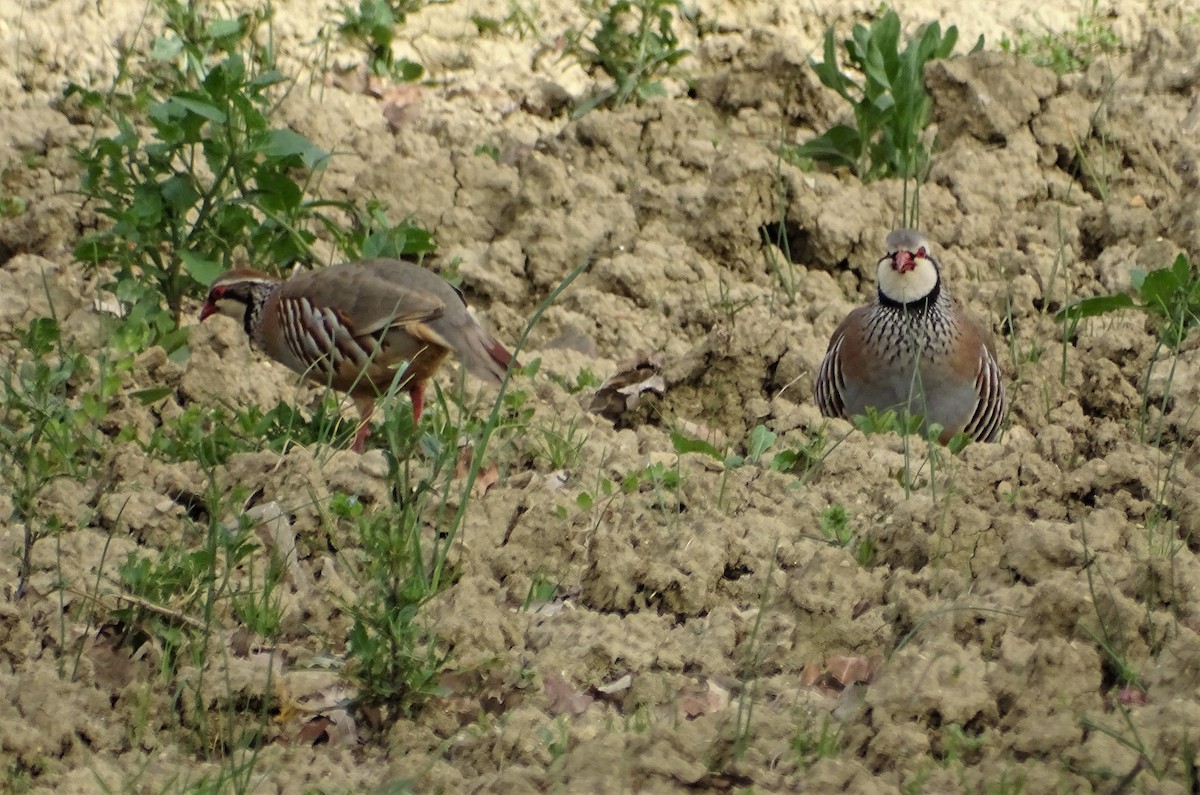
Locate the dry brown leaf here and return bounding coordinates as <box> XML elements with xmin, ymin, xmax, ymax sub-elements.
<box><xmin>290</xmin><ymin>709</ymin><xmax>357</xmax><ymax>747</ymax></box>
<box><xmin>595</xmin><ymin>673</ymin><xmax>633</xmax><ymax>695</ymax></box>
<box><xmin>86</xmin><ymin>634</ymin><xmax>138</xmax><ymax>691</ymax></box>
<box><xmin>1117</xmin><ymin>687</ymin><xmax>1148</xmax><ymax>706</ymax></box>
<box><xmin>455</xmin><ymin>445</ymin><xmax>474</xmax><ymax>479</ymax></box>
<box><xmin>453</xmin><ymin>446</ymin><xmax>499</xmax><ymax>497</ymax></box>
<box><xmin>296</xmin><ymin>715</ymin><xmax>334</xmax><ymax>745</ymax></box>
<box><xmin>229</xmin><ymin>626</ymin><xmax>252</xmax><ymax>657</ymax></box>
<box><xmin>826</xmin><ymin>655</ymin><xmax>873</xmax><ymax>687</ymax></box>
<box><xmin>799</xmin><ymin>661</ymin><xmax>824</xmax><ymax>688</ymax></box>
<box><xmin>474</xmin><ymin>462</ymin><xmax>499</xmax><ymax>498</ymax></box>
<box><xmin>544</xmin><ymin>671</ymin><xmax>593</xmax><ymax>717</ymax></box>
<box><xmin>679</xmin><ymin>678</ymin><xmax>731</xmax><ymax>720</ymax></box>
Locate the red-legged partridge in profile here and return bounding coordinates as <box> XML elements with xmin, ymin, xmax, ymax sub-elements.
<box><xmin>814</xmin><ymin>229</ymin><xmax>1007</xmax><ymax>444</ymax></box>
<box><xmin>200</xmin><ymin>259</ymin><xmax>519</xmax><ymax>452</ymax></box>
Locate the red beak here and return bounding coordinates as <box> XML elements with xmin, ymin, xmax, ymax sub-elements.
<box><xmin>893</xmin><ymin>251</ymin><xmax>917</xmax><ymax>273</ymax></box>
<box><xmin>199</xmin><ymin>301</ymin><xmax>218</xmax><ymax>321</ymax></box>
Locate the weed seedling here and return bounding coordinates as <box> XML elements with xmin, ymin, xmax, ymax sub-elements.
<box><xmin>1057</xmin><ymin>253</ymin><xmax>1200</xmax><ymax>439</ymax></box>
<box><xmin>68</xmin><ymin>0</ymin><xmax>434</xmax><ymax>351</ymax></box>
<box><xmin>2</xmin><ymin>316</ymin><xmax>104</xmax><ymax>600</ymax></box>
<box><xmin>563</xmin><ymin>0</ymin><xmax>691</xmax><ymax>116</ymax></box>
<box><xmin>999</xmin><ymin>1</ymin><xmax>1121</xmax><ymax>74</ymax></box>
<box><xmin>331</xmin><ymin>0</ymin><xmax>426</xmax><ymax>81</ymax></box>
<box><xmin>785</xmin><ymin>9</ymin><xmax>981</xmax><ymax>187</ymax></box>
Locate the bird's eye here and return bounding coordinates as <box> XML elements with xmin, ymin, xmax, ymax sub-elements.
<box><xmin>916</xmin><ymin>247</ymin><xmax>927</xmax><ymax>258</ymax></box>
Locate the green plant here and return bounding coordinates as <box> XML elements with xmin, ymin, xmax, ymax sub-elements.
<box><xmin>670</xmin><ymin>424</ymin><xmax>775</xmax><ymax>512</ymax></box>
<box><xmin>792</xmin><ymin>713</ymin><xmax>842</xmax><ymax>768</ymax></box>
<box><xmin>938</xmin><ymin>723</ymin><xmax>986</xmax><ymax>766</ymax></box>
<box><xmin>817</xmin><ymin>504</ymin><xmax>874</xmax><ymax>565</ymax></box>
<box><xmin>345</xmin><ymin>257</ymin><xmax>589</xmax><ymax>714</ymax></box>
<box><xmin>531</xmin><ymin>414</ymin><xmax>589</xmax><ymax>469</ymax></box>
<box><xmin>144</xmin><ymin>397</ymin><xmax>360</xmax><ymax>464</ymax></box>
<box><xmin>999</xmin><ymin>1</ymin><xmax>1120</xmax><ymax>75</ymax></box>
<box><xmin>818</xmin><ymin>504</ymin><xmax>852</xmax><ymax>545</ymax></box>
<box><xmin>108</xmin><ymin>475</ymin><xmax>283</xmax><ymax>766</ymax></box>
<box><xmin>0</xmin><ymin>194</ymin><xmax>26</xmax><ymax>217</ymax></box>
<box><xmin>332</xmin><ymin>0</ymin><xmax>427</xmax><ymax>80</ymax></box>
<box><xmin>1057</xmin><ymin>253</ymin><xmax>1200</xmax><ymax>435</ymax></box>
<box><xmin>67</xmin><ymin>0</ymin><xmax>432</xmax><ymax>351</ymax></box>
<box><xmin>2</xmin><ymin>316</ymin><xmax>107</xmax><ymax>600</ymax></box>
<box><xmin>563</xmin><ymin>0</ymin><xmax>691</xmax><ymax>116</ymax></box>
<box><xmin>771</xmin><ymin>428</ymin><xmax>843</xmax><ymax>485</ymax></box>
<box><xmin>342</xmin><ymin>489</ymin><xmax>451</xmax><ymax>713</ymax></box>
<box><xmin>786</xmin><ymin>8</ymin><xmax>979</xmax><ymax>219</ymax></box>
<box><xmin>547</xmin><ymin>366</ymin><xmax>602</xmax><ymax>395</ymax></box>
<box><xmin>521</xmin><ymin>571</ymin><xmax>560</xmax><ymax>609</ymax></box>
<box><xmin>472</xmin><ymin>0</ymin><xmax>542</xmax><ymax>40</ymax></box>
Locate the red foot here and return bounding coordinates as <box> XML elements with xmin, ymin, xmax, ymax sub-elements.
<box><xmin>351</xmin><ymin>422</ymin><xmax>371</xmax><ymax>453</ymax></box>
<box><xmin>351</xmin><ymin>396</ymin><xmax>375</xmax><ymax>453</ymax></box>
<box><xmin>410</xmin><ymin>381</ymin><xmax>426</xmax><ymax>424</ymax></box>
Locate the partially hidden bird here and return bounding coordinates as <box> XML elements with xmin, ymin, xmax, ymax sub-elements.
<box><xmin>814</xmin><ymin>229</ymin><xmax>1007</xmax><ymax>444</ymax></box>
<box><xmin>199</xmin><ymin>258</ymin><xmax>519</xmax><ymax>451</ymax></box>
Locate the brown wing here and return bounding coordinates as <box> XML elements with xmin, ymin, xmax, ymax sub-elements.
<box><xmin>956</xmin><ymin>316</ymin><xmax>1007</xmax><ymax>442</ymax></box>
<box><xmin>814</xmin><ymin>307</ymin><xmax>871</xmax><ymax>420</ymax></box>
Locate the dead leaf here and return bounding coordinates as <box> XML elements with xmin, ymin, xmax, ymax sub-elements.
<box><xmin>595</xmin><ymin>673</ymin><xmax>632</xmax><ymax>695</ymax></box>
<box><xmin>678</xmin><ymin>678</ymin><xmax>731</xmax><ymax>720</ymax></box>
<box><xmin>454</xmin><ymin>445</ymin><xmax>471</xmax><ymax>479</ymax></box>
<box><xmin>86</xmin><ymin>633</ymin><xmax>138</xmax><ymax>691</ymax></box>
<box><xmin>454</xmin><ymin>446</ymin><xmax>499</xmax><ymax>497</ymax></box>
<box><xmin>826</xmin><ymin>655</ymin><xmax>873</xmax><ymax>687</ymax></box>
<box><xmin>474</xmin><ymin>462</ymin><xmax>499</xmax><ymax>498</ymax></box>
<box><xmin>245</xmin><ymin>501</ymin><xmax>311</xmax><ymax>591</ymax></box>
<box><xmin>296</xmin><ymin>715</ymin><xmax>334</xmax><ymax>745</ymax></box>
<box><xmin>1117</xmin><ymin>687</ymin><xmax>1148</xmax><ymax>706</ymax></box>
<box><xmin>799</xmin><ymin>661</ymin><xmax>824</xmax><ymax>688</ymax></box>
<box><xmin>229</xmin><ymin>626</ymin><xmax>252</xmax><ymax>657</ymax></box>
<box><xmin>293</xmin><ymin>709</ymin><xmax>358</xmax><ymax>747</ymax></box>
<box><xmin>544</xmin><ymin>671</ymin><xmax>593</xmax><ymax>717</ymax></box>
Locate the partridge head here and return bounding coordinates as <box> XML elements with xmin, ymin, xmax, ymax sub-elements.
<box><xmin>814</xmin><ymin>229</ymin><xmax>1007</xmax><ymax>444</ymax></box>
<box><xmin>200</xmin><ymin>259</ymin><xmax>519</xmax><ymax>451</ymax></box>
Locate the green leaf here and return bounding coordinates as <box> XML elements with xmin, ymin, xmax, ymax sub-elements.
<box><xmin>151</xmin><ymin>95</ymin><xmax>227</xmax><ymax>124</ymax></box>
<box><xmin>260</xmin><ymin>129</ymin><xmax>329</xmax><ymax>169</ymax></box>
<box><xmin>1054</xmin><ymin>293</ymin><xmax>1136</xmax><ymax>323</ymax></box>
<box><xmin>132</xmin><ymin>386</ymin><xmax>174</xmax><ymax>404</ymax></box>
<box><xmin>24</xmin><ymin>317</ymin><xmax>61</xmax><ymax>357</ymax></box>
<box><xmin>150</xmin><ymin>35</ymin><xmax>184</xmax><ymax>62</ymax></box>
<box><xmin>180</xmin><ymin>251</ymin><xmax>225</xmax><ymax>287</ymax></box>
<box><xmin>1137</xmin><ymin>267</ymin><xmax>1181</xmax><ymax>310</ymax></box>
<box><xmin>206</xmin><ymin>17</ymin><xmax>244</xmax><ymax>40</ymax></box>
<box><xmin>670</xmin><ymin>430</ymin><xmax>723</xmax><ymax>460</ymax></box>
<box><xmin>393</xmin><ymin>59</ymin><xmax>425</xmax><ymax>82</ymax></box>
<box><xmin>813</xmin><ymin>27</ymin><xmax>852</xmax><ymax>100</ymax></box>
<box><xmin>253</xmin><ymin>170</ymin><xmax>304</xmax><ymax>213</ymax></box>
<box><xmin>747</xmin><ymin>425</ymin><xmax>777</xmax><ymax>462</ymax></box>
<box><xmin>160</xmin><ymin>174</ymin><xmax>200</xmax><ymax>214</ymax></box>
<box><xmin>792</xmin><ymin>124</ymin><xmax>862</xmax><ymax>169</ymax></box>
<box><xmin>946</xmin><ymin>431</ymin><xmax>972</xmax><ymax>454</ymax></box>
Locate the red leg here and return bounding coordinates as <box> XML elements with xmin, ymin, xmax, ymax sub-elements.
<box><xmin>351</xmin><ymin>397</ymin><xmax>374</xmax><ymax>453</ymax></box>
<box><xmin>409</xmin><ymin>381</ymin><xmax>426</xmax><ymax>423</ymax></box>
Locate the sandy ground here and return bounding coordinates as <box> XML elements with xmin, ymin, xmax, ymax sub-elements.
<box><xmin>3</xmin><ymin>0</ymin><xmax>1200</xmax><ymax>792</ymax></box>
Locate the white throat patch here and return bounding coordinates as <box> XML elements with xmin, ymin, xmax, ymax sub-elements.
<box><xmin>876</xmin><ymin>253</ymin><xmax>939</xmax><ymax>304</ymax></box>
